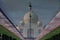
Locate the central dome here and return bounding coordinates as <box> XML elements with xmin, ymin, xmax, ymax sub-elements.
<box><xmin>23</xmin><ymin>11</ymin><xmax>38</xmax><ymax>24</ymax></box>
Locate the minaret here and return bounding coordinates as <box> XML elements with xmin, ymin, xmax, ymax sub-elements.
<box><xmin>29</xmin><ymin>2</ymin><xmax>32</xmax><ymax>38</ymax></box>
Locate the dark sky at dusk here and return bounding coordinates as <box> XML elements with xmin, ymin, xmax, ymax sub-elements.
<box><xmin>0</xmin><ymin>0</ymin><xmax>60</xmax><ymax>26</ymax></box>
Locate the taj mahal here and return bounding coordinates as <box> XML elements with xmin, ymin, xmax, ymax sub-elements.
<box><xmin>16</xmin><ymin>3</ymin><xmax>43</xmax><ymax>39</ymax></box>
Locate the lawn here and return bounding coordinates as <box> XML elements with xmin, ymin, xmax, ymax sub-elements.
<box><xmin>40</xmin><ymin>26</ymin><xmax>60</xmax><ymax>40</ymax></box>
<box><xmin>0</xmin><ymin>25</ymin><xmax>22</xmax><ymax>40</ymax></box>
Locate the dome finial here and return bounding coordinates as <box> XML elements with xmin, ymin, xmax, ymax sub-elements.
<box><xmin>29</xmin><ymin>2</ymin><xmax>32</xmax><ymax>11</ymax></box>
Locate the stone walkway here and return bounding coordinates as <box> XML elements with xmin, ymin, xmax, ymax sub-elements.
<box><xmin>36</xmin><ymin>11</ymin><xmax>60</xmax><ymax>40</ymax></box>
<box><xmin>0</xmin><ymin>11</ymin><xmax>24</xmax><ymax>40</ymax></box>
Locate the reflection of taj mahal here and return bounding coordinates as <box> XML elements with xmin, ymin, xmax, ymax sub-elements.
<box><xmin>16</xmin><ymin>3</ymin><xmax>42</xmax><ymax>39</ymax></box>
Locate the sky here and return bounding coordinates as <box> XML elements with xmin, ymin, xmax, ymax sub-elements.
<box><xmin>0</xmin><ymin>0</ymin><xmax>60</xmax><ymax>26</ymax></box>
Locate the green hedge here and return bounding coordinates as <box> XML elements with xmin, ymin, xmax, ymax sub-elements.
<box><xmin>40</xmin><ymin>26</ymin><xmax>60</xmax><ymax>40</ymax></box>
<box><xmin>0</xmin><ymin>25</ymin><xmax>22</xmax><ymax>40</ymax></box>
